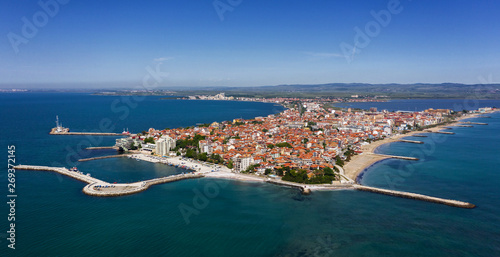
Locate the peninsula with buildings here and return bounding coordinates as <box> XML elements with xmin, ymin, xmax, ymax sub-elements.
<box><xmin>16</xmin><ymin>99</ymin><xmax>497</xmax><ymax>208</ymax></box>
<box><xmin>115</xmin><ymin>100</ymin><xmax>493</xmax><ymax>180</ymax></box>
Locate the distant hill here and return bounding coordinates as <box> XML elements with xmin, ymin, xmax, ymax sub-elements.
<box><xmin>172</xmin><ymin>83</ymin><xmax>500</xmax><ymax>99</ymax></box>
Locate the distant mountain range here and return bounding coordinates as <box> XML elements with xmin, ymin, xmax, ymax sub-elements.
<box><xmin>7</xmin><ymin>83</ymin><xmax>500</xmax><ymax>99</ymax></box>
<box><xmin>168</xmin><ymin>83</ymin><xmax>500</xmax><ymax>99</ymax></box>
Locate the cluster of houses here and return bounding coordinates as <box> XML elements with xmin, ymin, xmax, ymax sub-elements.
<box><xmin>116</xmin><ymin>101</ymin><xmax>456</xmax><ymax>177</ymax></box>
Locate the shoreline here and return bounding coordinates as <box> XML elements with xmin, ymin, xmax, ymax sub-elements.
<box><xmin>344</xmin><ymin>111</ymin><xmax>498</xmax><ymax>183</ymax></box>
<box><xmin>130</xmin><ymin>154</ymin><xmax>353</xmax><ymax>191</ymax></box>
<box><xmin>129</xmin><ymin>110</ymin><xmax>497</xmax><ymax>189</ymax></box>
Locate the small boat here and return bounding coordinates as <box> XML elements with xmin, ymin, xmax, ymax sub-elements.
<box><xmin>71</xmin><ymin>167</ymin><xmax>78</xmax><ymax>172</ymax></box>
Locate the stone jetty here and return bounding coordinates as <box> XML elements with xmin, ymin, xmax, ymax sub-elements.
<box><xmin>397</xmin><ymin>139</ymin><xmax>424</xmax><ymax>144</ymax></box>
<box><xmin>354</xmin><ymin>185</ymin><xmax>475</xmax><ymax>209</ymax></box>
<box><xmin>86</xmin><ymin>146</ymin><xmax>118</xmax><ymax>150</ymax></box>
<box><xmin>83</xmin><ymin>173</ymin><xmax>204</xmax><ymax>197</ymax></box>
<box><xmin>15</xmin><ymin>165</ymin><xmax>204</xmax><ymax>197</ymax></box>
<box><xmin>426</xmin><ymin>130</ymin><xmax>455</xmax><ymax>135</ymax></box>
<box><xmin>78</xmin><ymin>154</ymin><xmax>130</xmax><ymax>162</ymax></box>
<box><xmin>370</xmin><ymin>153</ymin><xmax>419</xmax><ymax>161</ymax></box>
<box><xmin>14</xmin><ymin>165</ymin><xmax>105</xmax><ymax>184</ymax></box>
<box><xmin>15</xmin><ymin>164</ymin><xmax>476</xmax><ymax>208</ymax></box>
<box><xmin>50</xmin><ymin>127</ymin><xmax>124</xmax><ymax>136</ymax></box>
<box><xmin>460</xmin><ymin>121</ymin><xmax>488</xmax><ymax>125</ymax></box>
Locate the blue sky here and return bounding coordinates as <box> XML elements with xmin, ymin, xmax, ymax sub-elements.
<box><xmin>1</xmin><ymin>0</ymin><xmax>499</xmax><ymax>88</ymax></box>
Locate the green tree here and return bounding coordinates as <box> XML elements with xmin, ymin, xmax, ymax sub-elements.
<box><xmin>282</xmin><ymin>169</ymin><xmax>308</xmax><ymax>183</ymax></box>
<box><xmin>144</xmin><ymin>137</ymin><xmax>155</xmax><ymax>144</ymax></box>
<box><xmin>275</xmin><ymin>142</ymin><xmax>292</xmax><ymax>148</ymax></box>
<box><xmin>335</xmin><ymin>156</ymin><xmax>344</xmax><ymax>167</ymax></box>
<box><xmin>227</xmin><ymin>160</ymin><xmax>233</xmax><ymax>169</ymax></box>
<box><xmin>185</xmin><ymin>149</ymin><xmax>197</xmax><ymax>159</ymax></box>
<box><xmin>323</xmin><ymin>167</ymin><xmax>334</xmax><ymax>177</ymax></box>
<box><xmin>198</xmin><ymin>153</ymin><xmax>208</xmax><ymax>162</ymax></box>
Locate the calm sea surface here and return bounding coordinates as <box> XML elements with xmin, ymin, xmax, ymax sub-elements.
<box><xmin>1</xmin><ymin>94</ymin><xmax>499</xmax><ymax>256</ymax></box>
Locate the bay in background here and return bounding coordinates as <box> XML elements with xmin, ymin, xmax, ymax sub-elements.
<box><xmin>1</xmin><ymin>93</ymin><xmax>499</xmax><ymax>256</ymax></box>
<box><xmin>334</xmin><ymin>98</ymin><xmax>500</xmax><ymax>112</ymax></box>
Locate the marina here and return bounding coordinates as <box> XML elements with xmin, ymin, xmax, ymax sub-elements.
<box><xmin>14</xmin><ymin>164</ymin><xmax>204</xmax><ymax>197</ymax></box>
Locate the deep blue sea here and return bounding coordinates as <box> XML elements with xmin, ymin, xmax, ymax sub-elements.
<box><xmin>1</xmin><ymin>94</ymin><xmax>500</xmax><ymax>257</ymax></box>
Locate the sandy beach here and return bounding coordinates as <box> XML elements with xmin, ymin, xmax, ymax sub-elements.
<box><xmin>343</xmin><ymin>111</ymin><xmax>495</xmax><ymax>182</ymax></box>
<box><xmin>130</xmin><ymin>154</ymin><xmax>273</xmax><ymax>182</ymax></box>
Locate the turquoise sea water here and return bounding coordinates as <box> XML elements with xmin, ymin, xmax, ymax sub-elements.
<box><xmin>1</xmin><ymin>94</ymin><xmax>500</xmax><ymax>256</ymax></box>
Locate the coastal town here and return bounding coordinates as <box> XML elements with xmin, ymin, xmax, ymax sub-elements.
<box><xmin>15</xmin><ymin>97</ymin><xmax>495</xmax><ymax>208</ymax></box>
<box><xmin>113</xmin><ymin>96</ymin><xmax>496</xmax><ymax>184</ymax></box>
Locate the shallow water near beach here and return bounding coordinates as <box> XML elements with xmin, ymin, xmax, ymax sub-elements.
<box><xmin>1</xmin><ymin>93</ymin><xmax>500</xmax><ymax>256</ymax></box>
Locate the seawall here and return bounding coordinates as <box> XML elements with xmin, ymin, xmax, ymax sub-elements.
<box><xmin>15</xmin><ymin>165</ymin><xmax>204</xmax><ymax>197</ymax></box>
<box><xmin>86</xmin><ymin>146</ymin><xmax>118</xmax><ymax>150</ymax></box>
<box><xmin>354</xmin><ymin>185</ymin><xmax>475</xmax><ymax>209</ymax></box>
<box><xmin>78</xmin><ymin>154</ymin><xmax>130</xmax><ymax>162</ymax></box>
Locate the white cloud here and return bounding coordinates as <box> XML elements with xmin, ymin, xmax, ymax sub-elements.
<box><xmin>153</xmin><ymin>57</ymin><xmax>174</xmax><ymax>62</ymax></box>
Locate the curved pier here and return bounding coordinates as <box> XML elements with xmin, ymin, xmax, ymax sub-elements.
<box><xmin>15</xmin><ymin>165</ymin><xmax>203</xmax><ymax>197</ymax></box>
<box><xmin>83</xmin><ymin>173</ymin><xmax>204</xmax><ymax>197</ymax></box>
<box><xmin>354</xmin><ymin>185</ymin><xmax>475</xmax><ymax>209</ymax></box>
